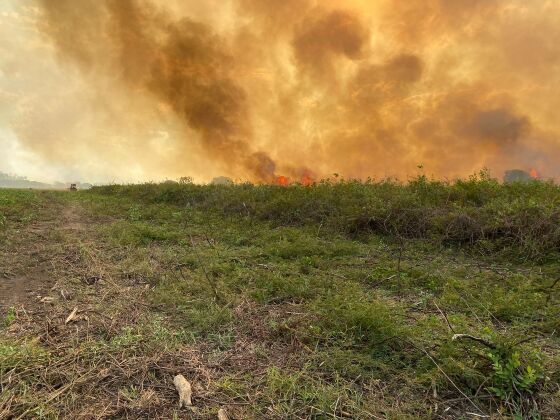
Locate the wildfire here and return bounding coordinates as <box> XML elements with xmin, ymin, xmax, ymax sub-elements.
<box><xmin>275</xmin><ymin>173</ymin><xmax>315</xmax><ymax>186</ymax></box>
<box><xmin>301</xmin><ymin>174</ymin><xmax>314</xmax><ymax>186</ymax></box>
<box><xmin>529</xmin><ymin>168</ymin><xmax>540</xmax><ymax>179</ymax></box>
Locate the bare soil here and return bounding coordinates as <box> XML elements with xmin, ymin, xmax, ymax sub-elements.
<box><xmin>0</xmin><ymin>201</ymin><xmax>86</xmax><ymax>312</ymax></box>
<box><xmin>0</xmin><ymin>273</ymin><xmax>49</xmax><ymax>313</ymax></box>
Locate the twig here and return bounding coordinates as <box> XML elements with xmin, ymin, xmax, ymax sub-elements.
<box><xmin>434</xmin><ymin>302</ymin><xmax>456</xmax><ymax>334</ymax></box>
<box><xmin>189</xmin><ymin>235</ymin><xmax>220</xmax><ymax>302</ymax></box>
<box><xmin>413</xmin><ymin>343</ymin><xmax>486</xmax><ymax>416</ymax></box>
<box><xmin>512</xmin><ymin>336</ymin><xmax>537</xmax><ymax>347</ymax></box>
<box><xmin>316</xmin><ymin>221</ymin><xmax>323</xmax><ymax>238</ymax></box>
<box><xmin>384</xmin><ymin>274</ymin><xmax>397</xmax><ymax>282</ymax></box>
<box><xmin>466</xmin><ymin>412</ymin><xmax>490</xmax><ymax>418</ymax></box>
<box><xmin>65</xmin><ymin>307</ymin><xmax>79</xmax><ymax>324</ymax></box>
<box><xmin>546</xmin><ymin>277</ymin><xmax>560</xmax><ymax>304</ymax></box>
<box><xmin>452</xmin><ymin>334</ymin><xmax>496</xmax><ymax>350</ymax></box>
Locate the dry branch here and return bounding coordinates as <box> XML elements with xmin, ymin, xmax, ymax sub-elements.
<box><xmin>452</xmin><ymin>334</ymin><xmax>496</xmax><ymax>350</ymax></box>
<box><xmin>65</xmin><ymin>307</ymin><xmax>78</xmax><ymax>324</ymax></box>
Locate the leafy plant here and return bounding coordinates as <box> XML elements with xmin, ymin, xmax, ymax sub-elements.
<box><xmin>4</xmin><ymin>307</ymin><xmax>16</xmax><ymax>326</ymax></box>
<box><xmin>178</xmin><ymin>176</ymin><xmax>194</xmax><ymax>185</ymax></box>
<box><xmin>487</xmin><ymin>349</ymin><xmax>541</xmax><ymax>402</ymax></box>
<box><xmin>127</xmin><ymin>204</ymin><xmax>142</xmax><ymax>221</ymax></box>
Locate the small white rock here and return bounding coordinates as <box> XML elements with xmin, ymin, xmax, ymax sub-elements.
<box><xmin>173</xmin><ymin>374</ymin><xmax>193</xmax><ymax>408</ymax></box>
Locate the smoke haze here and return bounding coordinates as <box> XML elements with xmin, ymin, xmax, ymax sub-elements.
<box><xmin>1</xmin><ymin>0</ymin><xmax>560</xmax><ymax>182</ymax></box>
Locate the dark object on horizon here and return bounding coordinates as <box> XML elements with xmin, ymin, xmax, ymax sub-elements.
<box><xmin>504</xmin><ymin>169</ymin><xmax>532</xmax><ymax>183</ymax></box>
<box><xmin>69</xmin><ymin>184</ymin><xmax>77</xmax><ymax>191</ymax></box>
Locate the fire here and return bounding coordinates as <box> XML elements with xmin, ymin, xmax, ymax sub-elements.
<box><xmin>529</xmin><ymin>168</ymin><xmax>540</xmax><ymax>179</ymax></box>
<box><xmin>301</xmin><ymin>174</ymin><xmax>314</xmax><ymax>186</ymax></box>
<box><xmin>275</xmin><ymin>173</ymin><xmax>315</xmax><ymax>186</ymax></box>
<box><xmin>276</xmin><ymin>175</ymin><xmax>289</xmax><ymax>186</ymax></box>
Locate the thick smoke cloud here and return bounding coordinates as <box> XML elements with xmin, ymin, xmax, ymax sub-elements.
<box><xmin>3</xmin><ymin>0</ymin><xmax>560</xmax><ymax>182</ymax></box>
<box><xmin>37</xmin><ymin>0</ymin><xmax>272</xmax><ymax>181</ymax></box>
<box><xmin>293</xmin><ymin>10</ymin><xmax>368</xmax><ymax>77</ymax></box>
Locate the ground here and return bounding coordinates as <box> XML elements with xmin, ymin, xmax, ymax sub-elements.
<box><xmin>0</xmin><ymin>187</ymin><xmax>558</xmax><ymax>419</ymax></box>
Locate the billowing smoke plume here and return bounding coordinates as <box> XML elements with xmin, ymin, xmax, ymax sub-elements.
<box><xmin>2</xmin><ymin>0</ymin><xmax>560</xmax><ymax>182</ymax></box>
<box><xmin>36</xmin><ymin>0</ymin><xmax>276</xmax><ymax>181</ymax></box>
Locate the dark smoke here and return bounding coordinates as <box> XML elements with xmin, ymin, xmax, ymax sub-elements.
<box><xmin>5</xmin><ymin>0</ymin><xmax>559</xmax><ymax>182</ymax></box>
<box><xmin>38</xmin><ymin>0</ymin><xmax>276</xmax><ymax>181</ymax></box>
<box><xmin>293</xmin><ymin>9</ymin><xmax>368</xmax><ymax>77</ymax></box>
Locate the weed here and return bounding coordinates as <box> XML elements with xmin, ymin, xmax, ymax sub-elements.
<box><xmin>0</xmin><ymin>340</ymin><xmax>47</xmax><ymax>374</ymax></box>
<box><xmin>127</xmin><ymin>204</ymin><xmax>142</xmax><ymax>221</ymax></box>
<box><xmin>4</xmin><ymin>306</ymin><xmax>16</xmax><ymax>326</ymax></box>
<box><xmin>91</xmin><ymin>175</ymin><xmax>560</xmax><ymax>261</ymax></box>
<box><xmin>487</xmin><ymin>349</ymin><xmax>542</xmax><ymax>402</ymax></box>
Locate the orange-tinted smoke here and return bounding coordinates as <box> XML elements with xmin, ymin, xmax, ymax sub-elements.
<box><xmin>20</xmin><ymin>0</ymin><xmax>560</xmax><ymax>181</ymax></box>
<box><xmin>37</xmin><ymin>0</ymin><xmax>276</xmax><ymax>182</ymax></box>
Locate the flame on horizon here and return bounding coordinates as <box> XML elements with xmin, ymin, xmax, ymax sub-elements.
<box><xmin>2</xmin><ymin>0</ymin><xmax>560</xmax><ymax>183</ymax></box>
<box><xmin>276</xmin><ymin>175</ymin><xmax>289</xmax><ymax>186</ymax></box>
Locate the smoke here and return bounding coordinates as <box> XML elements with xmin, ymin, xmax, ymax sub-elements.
<box><xmin>2</xmin><ymin>0</ymin><xmax>560</xmax><ymax>182</ymax></box>
<box><xmin>292</xmin><ymin>9</ymin><xmax>368</xmax><ymax>78</ymax></box>
<box><xmin>35</xmin><ymin>0</ymin><xmax>270</xmax><ymax>181</ymax></box>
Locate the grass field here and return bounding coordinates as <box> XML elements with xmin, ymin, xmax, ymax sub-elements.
<box><xmin>1</xmin><ymin>175</ymin><xmax>559</xmax><ymax>419</ymax></box>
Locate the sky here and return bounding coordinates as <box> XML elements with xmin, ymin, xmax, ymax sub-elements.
<box><xmin>1</xmin><ymin>0</ymin><xmax>560</xmax><ymax>184</ymax></box>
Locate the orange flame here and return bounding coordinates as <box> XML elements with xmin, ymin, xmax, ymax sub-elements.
<box><xmin>529</xmin><ymin>168</ymin><xmax>540</xmax><ymax>179</ymax></box>
<box><xmin>301</xmin><ymin>174</ymin><xmax>314</xmax><ymax>186</ymax></box>
<box><xmin>275</xmin><ymin>172</ymin><xmax>315</xmax><ymax>186</ymax></box>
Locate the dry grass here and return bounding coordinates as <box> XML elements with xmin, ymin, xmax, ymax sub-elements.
<box><xmin>1</xmin><ymin>186</ymin><xmax>559</xmax><ymax>419</ymax></box>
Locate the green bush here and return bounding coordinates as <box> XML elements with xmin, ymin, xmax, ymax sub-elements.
<box><xmin>91</xmin><ymin>174</ymin><xmax>560</xmax><ymax>261</ymax></box>
<box><xmin>487</xmin><ymin>349</ymin><xmax>541</xmax><ymax>401</ymax></box>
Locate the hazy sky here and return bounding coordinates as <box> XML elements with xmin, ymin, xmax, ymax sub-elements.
<box><xmin>0</xmin><ymin>2</ymin><xmax>44</xmax><ymax>179</ymax></box>
<box><xmin>2</xmin><ymin>1</ymin><xmax>560</xmax><ymax>184</ymax></box>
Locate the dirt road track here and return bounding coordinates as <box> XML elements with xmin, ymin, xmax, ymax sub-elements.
<box><xmin>0</xmin><ymin>195</ymin><xmax>84</xmax><ymax>313</ymax></box>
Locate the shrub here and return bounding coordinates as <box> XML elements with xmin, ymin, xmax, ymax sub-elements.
<box><xmin>90</xmin><ymin>174</ymin><xmax>560</xmax><ymax>261</ymax></box>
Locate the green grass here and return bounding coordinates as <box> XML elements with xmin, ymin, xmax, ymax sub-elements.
<box><xmin>92</xmin><ymin>171</ymin><xmax>560</xmax><ymax>262</ymax></box>
<box><xmin>88</xmin><ymin>176</ymin><xmax>560</xmax><ymax>417</ymax></box>
<box><xmin>3</xmin><ymin>307</ymin><xmax>16</xmax><ymax>327</ymax></box>
<box><xmin>0</xmin><ymin>189</ymin><xmax>40</xmax><ymax>227</ymax></box>
<box><xmin>1</xmin><ymin>177</ymin><xmax>559</xmax><ymax>418</ymax></box>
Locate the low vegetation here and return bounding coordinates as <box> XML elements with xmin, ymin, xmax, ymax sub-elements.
<box><xmin>0</xmin><ymin>174</ymin><xmax>559</xmax><ymax>418</ymax></box>
<box><xmin>95</xmin><ymin>171</ymin><xmax>560</xmax><ymax>262</ymax></box>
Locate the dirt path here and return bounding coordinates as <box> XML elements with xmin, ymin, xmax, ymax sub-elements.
<box><xmin>61</xmin><ymin>203</ymin><xmax>87</xmax><ymax>232</ymax></box>
<box><xmin>0</xmin><ymin>194</ymin><xmax>85</xmax><ymax>313</ymax></box>
<box><xmin>0</xmin><ymin>192</ymin><xmax>182</xmax><ymax>418</ymax></box>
